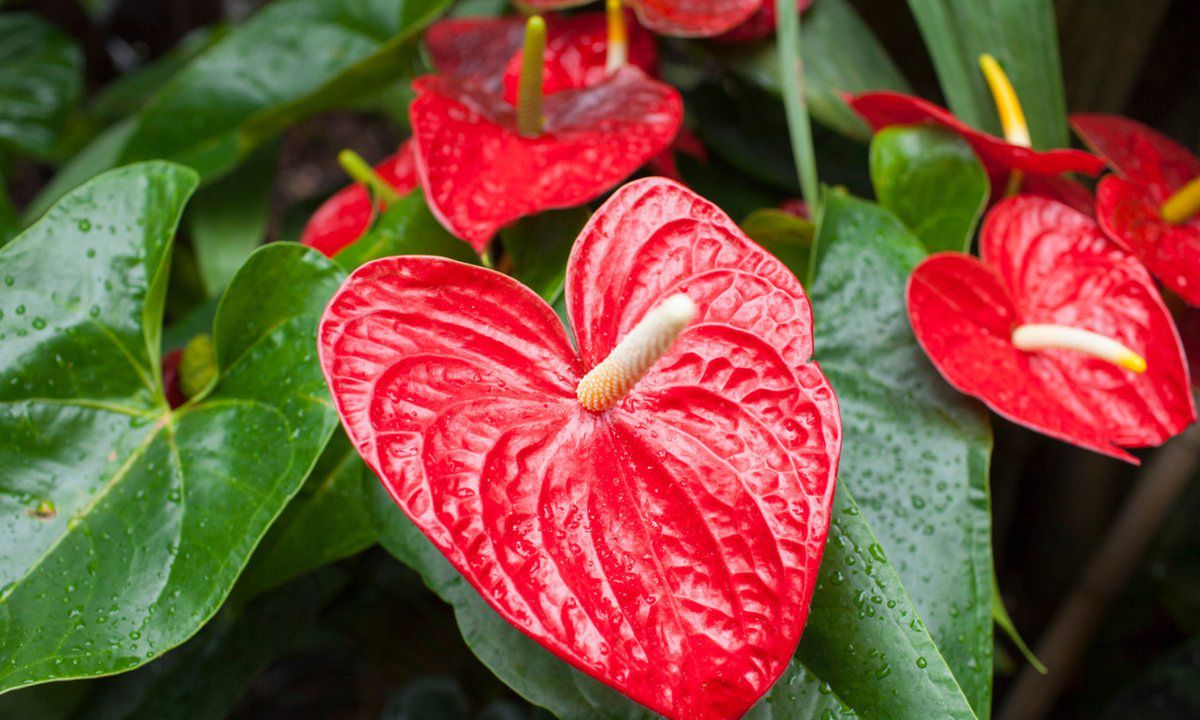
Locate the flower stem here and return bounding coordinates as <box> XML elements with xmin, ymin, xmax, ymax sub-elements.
<box><xmin>517</xmin><ymin>16</ymin><xmax>547</xmax><ymax>137</ymax></box>
<box><xmin>337</xmin><ymin>150</ymin><xmax>400</xmax><ymax>206</ymax></box>
<box><xmin>775</xmin><ymin>0</ymin><xmax>819</xmax><ymax>216</ymax></box>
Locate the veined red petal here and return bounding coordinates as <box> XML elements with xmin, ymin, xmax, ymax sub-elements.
<box><xmin>409</xmin><ymin>67</ymin><xmax>683</xmax><ymax>250</ymax></box>
<box><xmin>300</xmin><ymin>142</ymin><xmax>418</xmax><ymax>258</ymax></box>
<box><xmin>1018</xmin><ymin>175</ymin><xmax>1094</xmax><ymax>216</ymax></box>
<box><xmin>850</xmin><ymin>92</ymin><xmax>1105</xmax><ymax>179</ymax></box>
<box><xmin>1072</xmin><ymin>113</ymin><xmax>1200</xmax><ymax>203</ymax></box>
<box><xmin>521</xmin><ymin>0</ymin><xmax>762</xmax><ymax>37</ymax></box>
<box><xmin>319</xmin><ymin>179</ymin><xmax>840</xmax><ymax>720</ymax></box>
<box><xmin>1096</xmin><ymin>175</ymin><xmax>1200</xmax><ymax>306</ymax></box>
<box><xmin>425</xmin><ymin>16</ymin><xmax>526</xmax><ymax>93</ymax></box>
<box><xmin>907</xmin><ymin>196</ymin><xmax>1193</xmax><ymax>462</ymax></box>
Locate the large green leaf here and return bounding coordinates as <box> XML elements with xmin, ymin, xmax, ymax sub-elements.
<box><xmin>0</xmin><ymin>162</ymin><xmax>344</xmax><ymax>693</ymax></box>
<box><xmin>906</xmin><ymin>0</ymin><xmax>1068</xmax><ymax>150</ymax></box>
<box><xmin>0</xmin><ymin>13</ymin><xmax>83</xmax><ymax>158</ymax></box>
<box><xmin>333</xmin><ymin>190</ymin><xmax>477</xmax><ymax>273</ymax></box>
<box><xmin>808</xmin><ymin>192</ymin><xmax>993</xmax><ymax>716</ymax></box>
<box><xmin>118</xmin><ymin>0</ymin><xmax>452</xmax><ymax>180</ymax></box>
<box><xmin>232</xmin><ymin>431</ymin><xmax>375</xmax><ymax>603</ymax></box>
<box><xmin>366</xmin><ymin>472</ymin><xmax>857</xmax><ymax>720</ymax></box>
<box><xmin>869</xmin><ymin>125</ymin><xmax>988</xmax><ymax>254</ymax></box>
<box><xmin>26</xmin><ymin>0</ymin><xmax>450</xmax><ymax>217</ymax></box>
<box><xmin>187</xmin><ymin>142</ymin><xmax>277</xmax><ymax>296</ymax></box>
<box><xmin>718</xmin><ymin>0</ymin><xmax>910</xmax><ymax>141</ymax></box>
<box><xmin>68</xmin><ymin>569</ymin><xmax>343</xmax><ymax>720</ymax></box>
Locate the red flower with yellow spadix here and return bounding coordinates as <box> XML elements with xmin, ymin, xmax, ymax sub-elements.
<box><xmin>301</xmin><ymin>4</ymin><xmax>668</xmax><ymax>257</ymax></box>
<box><xmin>907</xmin><ymin>195</ymin><xmax>1194</xmax><ymax>463</ymax></box>
<box><xmin>318</xmin><ymin>177</ymin><xmax>841</xmax><ymax>720</ymax></box>
<box><xmin>1072</xmin><ymin>114</ymin><xmax>1200</xmax><ymax>305</ymax></box>
<box><xmin>411</xmin><ymin>13</ymin><xmax>683</xmax><ymax>250</ymax></box>
<box><xmin>850</xmin><ymin>55</ymin><xmax>1104</xmax><ymax>200</ymax></box>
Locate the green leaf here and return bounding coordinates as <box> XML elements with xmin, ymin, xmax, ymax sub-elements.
<box><xmin>118</xmin><ymin>0</ymin><xmax>453</xmax><ymax>180</ymax></box>
<box><xmin>808</xmin><ymin>191</ymin><xmax>993</xmax><ymax>717</ymax></box>
<box><xmin>869</xmin><ymin>125</ymin><xmax>988</xmax><ymax>253</ymax></box>
<box><xmin>740</xmin><ymin>208</ymin><xmax>814</xmax><ymax>272</ymax></box>
<box><xmin>233</xmin><ymin>431</ymin><xmax>375</xmax><ymax>603</ymax></box>
<box><xmin>187</xmin><ymin>142</ymin><xmax>276</xmax><ymax>296</ymax></box>
<box><xmin>501</xmin><ymin>207</ymin><xmax>589</xmax><ymax>303</ymax></box>
<box><xmin>366</xmin><ymin>477</ymin><xmax>857</xmax><ymax>720</ymax></box>
<box><xmin>333</xmin><ymin>191</ymin><xmax>478</xmax><ymax>272</ymax></box>
<box><xmin>718</xmin><ymin>0</ymin><xmax>910</xmax><ymax>141</ymax></box>
<box><xmin>905</xmin><ymin>0</ymin><xmax>1068</xmax><ymax>150</ymax></box>
<box><xmin>68</xmin><ymin>569</ymin><xmax>343</xmax><ymax>720</ymax></box>
<box><xmin>0</xmin><ymin>162</ymin><xmax>344</xmax><ymax>693</ymax></box>
<box><xmin>0</xmin><ymin>13</ymin><xmax>83</xmax><ymax>158</ymax></box>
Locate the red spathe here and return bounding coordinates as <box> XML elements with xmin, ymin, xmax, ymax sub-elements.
<box><xmin>318</xmin><ymin>178</ymin><xmax>841</xmax><ymax>720</ymax></box>
<box><xmin>907</xmin><ymin>195</ymin><xmax>1194</xmax><ymax>463</ymax></box>
<box><xmin>519</xmin><ymin>0</ymin><xmax>763</xmax><ymax>37</ymax></box>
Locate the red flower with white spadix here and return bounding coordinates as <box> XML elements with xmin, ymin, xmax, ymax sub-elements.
<box><xmin>318</xmin><ymin>178</ymin><xmax>841</xmax><ymax>719</ymax></box>
<box><xmin>410</xmin><ymin>12</ymin><xmax>683</xmax><ymax>251</ymax></box>
<box><xmin>1073</xmin><ymin>113</ymin><xmax>1200</xmax><ymax>305</ymax></box>
<box><xmin>907</xmin><ymin>195</ymin><xmax>1194</xmax><ymax>462</ymax></box>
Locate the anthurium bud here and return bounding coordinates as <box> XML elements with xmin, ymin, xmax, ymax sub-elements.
<box><xmin>179</xmin><ymin>333</ymin><xmax>217</xmax><ymax>400</ymax></box>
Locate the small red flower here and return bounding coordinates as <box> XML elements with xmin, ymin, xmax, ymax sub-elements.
<box><xmin>1072</xmin><ymin>114</ymin><xmax>1200</xmax><ymax>305</ymax></box>
<box><xmin>300</xmin><ymin>143</ymin><xmax>417</xmax><ymax>258</ymax></box>
<box><xmin>849</xmin><ymin>92</ymin><xmax>1105</xmax><ymax>189</ymax></box>
<box><xmin>319</xmin><ymin>178</ymin><xmax>841</xmax><ymax>720</ymax></box>
<box><xmin>907</xmin><ymin>195</ymin><xmax>1193</xmax><ymax>462</ymax></box>
<box><xmin>520</xmin><ymin>0</ymin><xmax>764</xmax><ymax>37</ymax></box>
<box><xmin>715</xmin><ymin>0</ymin><xmax>813</xmax><ymax>42</ymax></box>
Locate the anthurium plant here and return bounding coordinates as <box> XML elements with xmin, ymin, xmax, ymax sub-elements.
<box><xmin>2</xmin><ymin>1</ymin><xmax>1199</xmax><ymax>719</ymax></box>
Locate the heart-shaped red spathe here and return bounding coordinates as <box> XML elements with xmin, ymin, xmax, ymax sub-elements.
<box><xmin>300</xmin><ymin>143</ymin><xmax>418</xmax><ymax>258</ymax></box>
<box><xmin>1072</xmin><ymin>114</ymin><xmax>1200</xmax><ymax>305</ymax></box>
<box><xmin>849</xmin><ymin>92</ymin><xmax>1106</xmax><ymax>182</ymax></box>
<box><xmin>410</xmin><ymin>67</ymin><xmax>683</xmax><ymax>251</ymax></box>
<box><xmin>907</xmin><ymin>195</ymin><xmax>1194</xmax><ymax>462</ymax></box>
<box><xmin>319</xmin><ymin>178</ymin><xmax>841</xmax><ymax>720</ymax></box>
<box><xmin>714</xmin><ymin>0</ymin><xmax>813</xmax><ymax>42</ymax></box>
<box><xmin>521</xmin><ymin>0</ymin><xmax>762</xmax><ymax>37</ymax></box>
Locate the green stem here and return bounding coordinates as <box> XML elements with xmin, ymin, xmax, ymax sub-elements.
<box><xmin>775</xmin><ymin>0</ymin><xmax>819</xmax><ymax>213</ymax></box>
<box><xmin>517</xmin><ymin>16</ymin><xmax>546</xmax><ymax>137</ymax></box>
<box><xmin>338</xmin><ymin>150</ymin><xmax>400</xmax><ymax>206</ymax></box>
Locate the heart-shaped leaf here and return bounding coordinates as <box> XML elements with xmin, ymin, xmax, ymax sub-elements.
<box><xmin>0</xmin><ymin>13</ymin><xmax>82</xmax><ymax>158</ymax></box>
<box><xmin>322</xmin><ymin>178</ymin><xmax>841</xmax><ymax>719</ymax></box>
<box><xmin>806</xmin><ymin>192</ymin><xmax>993</xmax><ymax>716</ymax></box>
<box><xmin>0</xmin><ymin>162</ymin><xmax>343</xmax><ymax>693</ymax></box>
<box><xmin>869</xmin><ymin>125</ymin><xmax>989</xmax><ymax>253</ymax></box>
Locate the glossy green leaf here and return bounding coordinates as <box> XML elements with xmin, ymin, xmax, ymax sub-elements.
<box><xmin>333</xmin><ymin>191</ymin><xmax>478</xmax><ymax>273</ymax></box>
<box><xmin>869</xmin><ymin>125</ymin><xmax>988</xmax><ymax>254</ymax></box>
<box><xmin>501</xmin><ymin>207</ymin><xmax>589</xmax><ymax>303</ymax></box>
<box><xmin>0</xmin><ymin>162</ymin><xmax>344</xmax><ymax>693</ymax></box>
<box><xmin>809</xmin><ymin>191</ymin><xmax>993</xmax><ymax>717</ymax></box>
<box><xmin>69</xmin><ymin>569</ymin><xmax>343</xmax><ymax>720</ymax></box>
<box><xmin>0</xmin><ymin>13</ymin><xmax>83</xmax><ymax>157</ymax></box>
<box><xmin>233</xmin><ymin>431</ymin><xmax>375</xmax><ymax>604</ymax></box>
<box><xmin>719</xmin><ymin>0</ymin><xmax>910</xmax><ymax>141</ymax></box>
<box><xmin>740</xmin><ymin>208</ymin><xmax>814</xmax><ymax>273</ymax></box>
<box><xmin>366</xmin><ymin>477</ymin><xmax>856</xmax><ymax>720</ymax></box>
<box><xmin>906</xmin><ymin>0</ymin><xmax>1068</xmax><ymax>150</ymax></box>
<box><xmin>187</xmin><ymin>142</ymin><xmax>276</xmax><ymax>296</ymax></box>
<box><xmin>118</xmin><ymin>0</ymin><xmax>452</xmax><ymax>180</ymax></box>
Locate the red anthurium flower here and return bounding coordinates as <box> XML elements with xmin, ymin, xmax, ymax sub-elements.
<box><xmin>715</xmin><ymin>0</ymin><xmax>813</xmax><ymax>42</ymax></box>
<box><xmin>849</xmin><ymin>91</ymin><xmax>1105</xmax><ymax>188</ymax></box>
<box><xmin>1072</xmin><ymin>114</ymin><xmax>1200</xmax><ymax>305</ymax></box>
<box><xmin>520</xmin><ymin>0</ymin><xmax>764</xmax><ymax>37</ymax></box>
<box><xmin>410</xmin><ymin>14</ymin><xmax>683</xmax><ymax>251</ymax></box>
<box><xmin>907</xmin><ymin>195</ymin><xmax>1194</xmax><ymax>463</ymax></box>
<box><xmin>161</xmin><ymin>348</ymin><xmax>187</xmax><ymax>409</ymax></box>
<box><xmin>319</xmin><ymin>178</ymin><xmax>841</xmax><ymax>720</ymax></box>
<box><xmin>300</xmin><ymin>143</ymin><xmax>417</xmax><ymax>258</ymax></box>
